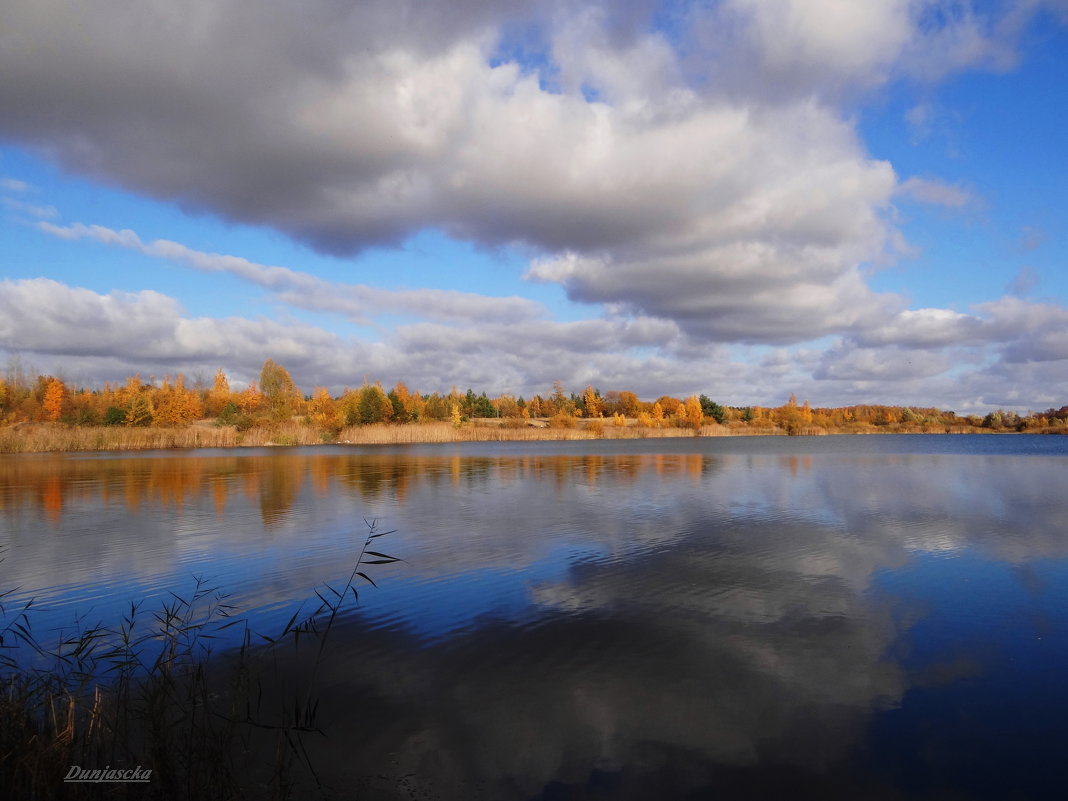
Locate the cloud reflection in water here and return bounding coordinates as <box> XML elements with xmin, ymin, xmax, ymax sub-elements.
<box><xmin>2</xmin><ymin>436</ymin><xmax>1068</xmax><ymax>798</ymax></box>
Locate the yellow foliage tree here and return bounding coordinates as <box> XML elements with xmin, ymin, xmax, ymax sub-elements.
<box><xmin>124</xmin><ymin>395</ymin><xmax>153</xmax><ymax>426</ymax></box>
<box><xmin>259</xmin><ymin>359</ymin><xmax>301</xmax><ymax>420</ymax></box>
<box><xmin>495</xmin><ymin>394</ymin><xmax>520</xmax><ymax>418</ymax></box>
<box><xmin>119</xmin><ymin>375</ymin><xmax>144</xmax><ymax>407</ymax></box>
<box><xmin>616</xmin><ymin>391</ymin><xmax>641</xmax><ymax>417</ymax></box>
<box><xmin>774</xmin><ymin>394</ymin><xmax>804</xmax><ymax>434</ymax></box>
<box><xmin>308</xmin><ymin>386</ymin><xmax>341</xmax><ymax>432</ymax></box>
<box><xmin>683</xmin><ymin>395</ymin><xmax>704</xmax><ymax>430</ymax></box>
<box><xmin>206</xmin><ymin>368</ymin><xmax>233</xmax><ymax>417</ymax></box>
<box><xmin>652</xmin><ymin>402</ymin><xmax>664</xmax><ymax>427</ymax></box>
<box><xmin>583</xmin><ymin>386</ymin><xmax>603</xmax><ymax>418</ymax></box>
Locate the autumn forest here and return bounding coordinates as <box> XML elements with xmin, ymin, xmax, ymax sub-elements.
<box><xmin>1</xmin><ymin>357</ymin><xmax>1066</xmax><ymax>453</ymax></box>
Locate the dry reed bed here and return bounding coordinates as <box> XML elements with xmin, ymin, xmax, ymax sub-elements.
<box><xmin>0</xmin><ymin>423</ymin><xmax>239</xmax><ymax>453</ymax></box>
<box><xmin>0</xmin><ymin>421</ymin><xmax>714</xmax><ymax>453</ymax></box>
<box><xmin>335</xmin><ymin>421</ymin><xmax>708</xmax><ymax>444</ymax></box>
<box><xmin>1</xmin><ymin>419</ymin><xmax>1052</xmax><ymax>454</ymax></box>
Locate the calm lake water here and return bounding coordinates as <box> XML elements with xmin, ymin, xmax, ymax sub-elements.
<box><xmin>3</xmin><ymin>434</ymin><xmax>1068</xmax><ymax>799</ymax></box>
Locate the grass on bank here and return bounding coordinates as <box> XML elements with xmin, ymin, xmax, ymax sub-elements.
<box><xmin>5</xmin><ymin>417</ymin><xmax>1058</xmax><ymax>454</ymax></box>
<box><xmin>0</xmin><ymin>522</ymin><xmax>401</xmax><ymax>800</ymax></box>
<box><xmin>0</xmin><ymin>419</ymin><xmax>704</xmax><ymax>453</ymax></box>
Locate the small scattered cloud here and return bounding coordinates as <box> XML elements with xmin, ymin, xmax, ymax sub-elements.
<box><xmin>1006</xmin><ymin>265</ymin><xmax>1039</xmax><ymax>297</ymax></box>
<box><xmin>1020</xmin><ymin>226</ymin><xmax>1046</xmax><ymax>251</ymax></box>
<box><xmin>896</xmin><ymin>176</ymin><xmax>972</xmax><ymax>208</ymax></box>
<box><xmin>3</xmin><ymin>196</ymin><xmax>60</xmax><ymax>220</ymax></box>
<box><xmin>903</xmin><ymin>102</ymin><xmax>964</xmax><ymax>156</ymax></box>
<box><xmin>1</xmin><ymin>177</ymin><xmax>30</xmax><ymax>193</ymax></box>
<box><xmin>902</xmin><ymin>1</ymin><xmax>1024</xmax><ymax>82</ymax></box>
<box><xmin>38</xmin><ymin>220</ymin><xmax>545</xmax><ymax>325</ymax></box>
<box><xmin>904</xmin><ymin>101</ymin><xmax>936</xmax><ymax>143</ymax></box>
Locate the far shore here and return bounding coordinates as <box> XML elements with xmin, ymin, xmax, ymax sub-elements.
<box><xmin>1</xmin><ymin>418</ymin><xmax>1059</xmax><ymax>455</ymax></box>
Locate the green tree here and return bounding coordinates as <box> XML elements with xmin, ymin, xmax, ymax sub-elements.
<box><xmin>550</xmin><ymin>380</ymin><xmax>574</xmax><ymax>416</ymax></box>
<box><xmin>356</xmin><ymin>383</ymin><xmax>393</xmax><ymax>424</ymax></box>
<box><xmin>423</xmin><ymin>393</ymin><xmax>449</xmax><ymax>421</ymax></box>
<box><xmin>259</xmin><ymin>359</ymin><xmax>300</xmax><ymax>421</ymax></box>
<box><xmin>124</xmin><ymin>395</ymin><xmax>153</xmax><ymax>427</ymax></box>
<box><xmin>462</xmin><ymin>388</ymin><xmax>478</xmax><ymax>418</ymax></box>
<box><xmin>472</xmin><ymin>392</ymin><xmax>496</xmax><ymax>418</ymax></box>
<box><xmin>699</xmin><ymin>394</ymin><xmax>726</xmax><ymax>424</ymax></box>
<box><xmin>387</xmin><ymin>389</ymin><xmax>409</xmax><ymax>423</ymax></box>
<box><xmin>103</xmin><ymin>405</ymin><xmax>126</xmax><ymax>425</ymax></box>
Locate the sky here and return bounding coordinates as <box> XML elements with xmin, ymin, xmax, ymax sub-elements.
<box><xmin>1</xmin><ymin>0</ymin><xmax>1066</xmax><ymax>413</ymax></box>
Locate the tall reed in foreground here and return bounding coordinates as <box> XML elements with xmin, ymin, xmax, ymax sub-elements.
<box><xmin>0</xmin><ymin>522</ymin><xmax>401</xmax><ymax>799</ymax></box>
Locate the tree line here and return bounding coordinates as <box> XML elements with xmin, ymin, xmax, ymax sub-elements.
<box><xmin>2</xmin><ymin>358</ymin><xmax>1066</xmax><ymax>434</ymax></box>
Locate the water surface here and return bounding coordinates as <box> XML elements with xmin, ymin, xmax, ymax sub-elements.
<box><xmin>2</xmin><ymin>435</ymin><xmax>1067</xmax><ymax>799</ymax></box>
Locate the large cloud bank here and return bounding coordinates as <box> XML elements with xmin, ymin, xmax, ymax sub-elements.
<box><xmin>1</xmin><ymin>0</ymin><xmax>1066</xmax><ymax>408</ymax></box>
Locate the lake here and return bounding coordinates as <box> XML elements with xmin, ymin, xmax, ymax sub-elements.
<box><xmin>2</xmin><ymin>434</ymin><xmax>1068</xmax><ymax>799</ymax></box>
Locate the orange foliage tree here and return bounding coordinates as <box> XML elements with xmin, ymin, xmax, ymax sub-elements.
<box><xmin>682</xmin><ymin>395</ymin><xmax>704</xmax><ymax>430</ymax></box>
<box><xmin>236</xmin><ymin>381</ymin><xmax>263</xmax><ymax>415</ymax></box>
<box><xmin>655</xmin><ymin>396</ymin><xmax>682</xmax><ymax>418</ymax></box>
<box><xmin>152</xmin><ymin>375</ymin><xmax>204</xmax><ymax>427</ymax></box>
<box><xmin>41</xmin><ymin>377</ymin><xmax>67</xmax><ymax>422</ymax></box>
<box><xmin>307</xmin><ymin>386</ymin><xmax>341</xmax><ymax>432</ymax></box>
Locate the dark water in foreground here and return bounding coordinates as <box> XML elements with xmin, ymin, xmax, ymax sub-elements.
<box><xmin>2</xmin><ymin>434</ymin><xmax>1068</xmax><ymax>799</ymax></box>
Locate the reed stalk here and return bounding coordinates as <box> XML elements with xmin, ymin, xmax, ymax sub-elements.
<box><xmin>0</xmin><ymin>522</ymin><xmax>400</xmax><ymax>799</ymax></box>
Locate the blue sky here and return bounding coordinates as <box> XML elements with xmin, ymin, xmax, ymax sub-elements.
<box><xmin>1</xmin><ymin>0</ymin><xmax>1066</xmax><ymax>412</ymax></box>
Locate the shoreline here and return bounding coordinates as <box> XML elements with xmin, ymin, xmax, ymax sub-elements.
<box><xmin>1</xmin><ymin>419</ymin><xmax>1057</xmax><ymax>455</ymax></box>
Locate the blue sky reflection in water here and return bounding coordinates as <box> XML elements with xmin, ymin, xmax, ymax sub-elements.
<box><xmin>2</xmin><ymin>435</ymin><xmax>1068</xmax><ymax>798</ymax></box>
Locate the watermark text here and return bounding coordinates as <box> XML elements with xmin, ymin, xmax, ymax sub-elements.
<box><xmin>64</xmin><ymin>765</ymin><xmax>152</xmax><ymax>783</ymax></box>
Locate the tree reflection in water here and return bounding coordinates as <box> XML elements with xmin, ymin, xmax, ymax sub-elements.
<box><xmin>2</xmin><ymin>437</ymin><xmax>1068</xmax><ymax>799</ymax></box>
